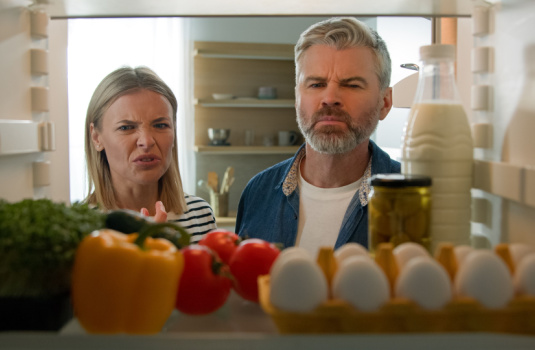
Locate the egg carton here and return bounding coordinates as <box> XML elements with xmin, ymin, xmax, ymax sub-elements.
<box><xmin>257</xmin><ymin>243</ymin><xmax>535</xmax><ymax>334</ymax></box>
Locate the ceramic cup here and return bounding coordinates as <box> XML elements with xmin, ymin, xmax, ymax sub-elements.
<box><xmin>278</xmin><ymin>131</ymin><xmax>298</xmax><ymax>146</ymax></box>
<box><xmin>258</xmin><ymin>86</ymin><xmax>277</xmax><ymax>99</ymax></box>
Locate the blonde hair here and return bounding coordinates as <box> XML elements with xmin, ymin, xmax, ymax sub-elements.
<box><xmin>295</xmin><ymin>17</ymin><xmax>391</xmax><ymax>91</ymax></box>
<box><xmin>84</xmin><ymin>66</ymin><xmax>187</xmax><ymax>214</ymax></box>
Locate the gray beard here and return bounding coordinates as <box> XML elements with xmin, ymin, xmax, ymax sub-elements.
<box><xmin>296</xmin><ymin>104</ymin><xmax>381</xmax><ymax>155</ymax></box>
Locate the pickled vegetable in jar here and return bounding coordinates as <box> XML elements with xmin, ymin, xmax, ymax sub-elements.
<box><xmin>368</xmin><ymin>174</ymin><xmax>432</xmax><ymax>256</ymax></box>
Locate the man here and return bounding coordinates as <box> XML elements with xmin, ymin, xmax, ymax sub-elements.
<box><xmin>235</xmin><ymin>17</ymin><xmax>400</xmax><ymax>254</ymax></box>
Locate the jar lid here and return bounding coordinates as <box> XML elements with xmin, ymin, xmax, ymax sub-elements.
<box><xmin>368</xmin><ymin>174</ymin><xmax>432</xmax><ymax>187</ymax></box>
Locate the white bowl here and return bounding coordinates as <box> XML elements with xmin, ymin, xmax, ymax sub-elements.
<box><xmin>212</xmin><ymin>93</ymin><xmax>234</xmax><ymax>100</ymax></box>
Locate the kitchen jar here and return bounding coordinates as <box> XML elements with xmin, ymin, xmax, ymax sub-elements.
<box><xmin>368</xmin><ymin>174</ymin><xmax>432</xmax><ymax>256</ymax></box>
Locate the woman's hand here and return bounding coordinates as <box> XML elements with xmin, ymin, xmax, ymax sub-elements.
<box><xmin>140</xmin><ymin>201</ymin><xmax>168</xmax><ymax>223</ymax></box>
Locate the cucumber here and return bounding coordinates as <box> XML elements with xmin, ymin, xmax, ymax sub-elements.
<box><xmin>105</xmin><ymin>209</ymin><xmax>191</xmax><ymax>249</ymax></box>
<box><xmin>105</xmin><ymin>209</ymin><xmax>149</xmax><ymax>234</ymax></box>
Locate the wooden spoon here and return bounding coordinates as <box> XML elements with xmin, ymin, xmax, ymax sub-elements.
<box><xmin>208</xmin><ymin>171</ymin><xmax>219</xmax><ymax>193</ymax></box>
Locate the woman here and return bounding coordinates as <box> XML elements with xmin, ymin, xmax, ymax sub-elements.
<box><xmin>84</xmin><ymin>66</ymin><xmax>216</xmax><ymax>241</ymax></box>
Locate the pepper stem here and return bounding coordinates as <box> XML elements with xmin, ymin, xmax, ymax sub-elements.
<box><xmin>133</xmin><ymin>222</ymin><xmax>191</xmax><ymax>249</ymax></box>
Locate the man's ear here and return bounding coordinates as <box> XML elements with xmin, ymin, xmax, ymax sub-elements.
<box><xmin>379</xmin><ymin>87</ymin><xmax>393</xmax><ymax>121</ymax></box>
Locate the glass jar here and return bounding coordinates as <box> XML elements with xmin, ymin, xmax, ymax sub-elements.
<box><xmin>368</xmin><ymin>174</ymin><xmax>432</xmax><ymax>256</ymax></box>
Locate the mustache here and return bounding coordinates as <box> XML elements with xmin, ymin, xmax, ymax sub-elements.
<box><xmin>311</xmin><ymin>106</ymin><xmax>352</xmax><ymax>126</ymax></box>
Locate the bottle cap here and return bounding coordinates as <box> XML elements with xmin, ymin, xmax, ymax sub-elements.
<box><xmin>420</xmin><ymin>44</ymin><xmax>455</xmax><ymax>60</ymax></box>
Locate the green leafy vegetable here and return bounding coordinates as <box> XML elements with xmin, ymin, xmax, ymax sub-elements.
<box><xmin>0</xmin><ymin>199</ymin><xmax>105</xmax><ymax>297</ymax></box>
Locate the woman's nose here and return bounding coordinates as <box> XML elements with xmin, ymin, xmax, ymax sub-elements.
<box><xmin>137</xmin><ymin>129</ymin><xmax>155</xmax><ymax>148</ymax></box>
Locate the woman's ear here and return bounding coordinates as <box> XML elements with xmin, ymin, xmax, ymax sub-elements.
<box><xmin>90</xmin><ymin>123</ymin><xmax>103</xmax><ymax>151</ymax></box>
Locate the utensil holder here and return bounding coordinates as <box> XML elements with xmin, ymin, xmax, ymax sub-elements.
<box><xmin>210</xmin><ymin>192</ymin><xmax>229</xmax><ymax>217</ymax></box>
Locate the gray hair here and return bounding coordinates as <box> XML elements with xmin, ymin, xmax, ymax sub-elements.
<box><xmin>295</xmin><ymin>17</ymin><xmax>391</xmax><ymax>91</ymax></box>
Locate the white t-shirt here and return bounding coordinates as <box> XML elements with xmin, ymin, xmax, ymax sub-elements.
<box><xmin>296</xmin><ymin>171</ymin><xmax>361</xmax><ymax>256</ymax></box>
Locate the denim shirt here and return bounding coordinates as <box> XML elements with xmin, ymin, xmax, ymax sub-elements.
<box><xmin>235</xmin><ymin>140</ymin><xmax>401</xmax><ymax>250</ymax></box>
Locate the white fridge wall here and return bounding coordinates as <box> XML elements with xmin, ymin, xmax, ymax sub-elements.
<box><xmin>47</xmin><ymin>18</ymin><xmax>69</xmax><ymax>203</ymax></box>
<box><xmin>0</xmin><ymin>7</ymin><xmax>69</xmax><ymax>204</ymax></box>
<box><xmin>493</xmin><ymin>1</ymin><xmax>535</xmax><ymax>245</ymax></box>
<box><xmin>0</xmin><ymin>8</ymin><xmax>31</xmax><ymax>120</ymax></box>
<box><xmin>0</xmin><ymin>7</ymin><xmax>35</xmax><ymax>201</ymax></box>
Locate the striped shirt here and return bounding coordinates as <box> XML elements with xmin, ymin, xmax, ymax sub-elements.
<box><xmin>167</xmin><ymin>194</ymin><xmax>217</xmax><ymax>243</ymax></box>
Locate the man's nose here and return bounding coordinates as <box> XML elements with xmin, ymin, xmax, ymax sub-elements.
<box><xmin>321</xmin><ymin>85</ymin><xmax>342</xmax><ymax>107</ymax></box>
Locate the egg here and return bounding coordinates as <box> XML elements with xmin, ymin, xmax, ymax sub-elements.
<box><xmin>392</xmin><ymin>242</ymin><xmax>431</xmax><ymax>271</ymax></box>
<box><xmin>269</xmin><ymin>253</ymin><xmax>328</xmax><ymax>312</ymax></box>
<box><xmin>332</xmin><ymin>256</ymin><xmax>389</xmax><ymax>311</ymax></box>
<box><xmin>269</xmin><ymin>246</ymin><xmax>311</xmax><ymax>279</ymax></box>
<box><xmin>454</xmin><ymin>250</ymin><xmax>514</xmax><ymax>309</ymax></box>
<box><xmin>334</xmin><ymin>242</ymin><xmax>369</xmax><ymax>264</ymax></box>
<box><xmin>453</xmin><ymin>245</ymin><xmax>474</xmax><ymax>266</ymax></box>
<box><xmin>513</xmin><ymin>253</ymin><xmax>535</xmax><ymax>296</ymax></box>
<box><xmin>394</xmin><ymin>256</ymin><xmax>452</xmax><ymax>310</ymax></box>
<box><xmin>509</xmin><ymin>243</ymin><xmax>535</xmax><ymax>267</ymax></box>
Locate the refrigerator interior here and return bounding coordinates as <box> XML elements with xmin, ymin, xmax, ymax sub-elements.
<box><xmin>0</xmin><ymin>0</ymin><xmax>534</xmax><ymax>249</ymax></box>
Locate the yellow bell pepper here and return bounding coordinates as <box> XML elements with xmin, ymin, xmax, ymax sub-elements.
<box><xmin>71</xmin><ymin>228</ymin><xmax>184</xmax><ymax>334</ymax></box>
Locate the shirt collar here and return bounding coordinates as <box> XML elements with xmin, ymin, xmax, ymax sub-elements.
<box><xmin>282</xmin><ymin>145</ymin><xmax>373</xmax><ymax>206</ymax></box>
<box><xmin>282</xmin><ymin>146</ymin><xmax>306</xmax><ymax>196</ymax></box>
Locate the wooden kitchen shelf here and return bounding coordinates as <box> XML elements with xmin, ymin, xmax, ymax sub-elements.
<box><xmin>194</xmin><ymin>44</ymin><xmax>294</xmax><ymax>61</ymax></box>
<box><xmin>195</xmin><ymin>145</ymin><xmax>299</xmax><ymax>155</ymax></box>
<box><xmin>195</xmin><ymin>49</ymin><xmax>293</xmax><ymax>61</ymax></box>
<box><xmin>215</xmin><ymin>211</ymin><xmax>237</xmax><ymax>229</ymax></box>
<box><xmin>196</xmin><ymin>98</ymin><xmax>294</xmax><ymax>108</ymax></box>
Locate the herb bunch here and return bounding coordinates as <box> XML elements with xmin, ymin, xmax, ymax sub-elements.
<box><xmin>0</xmin><ymin>199</ymin><xmax>105</xmax><ymax>297</ymax></box>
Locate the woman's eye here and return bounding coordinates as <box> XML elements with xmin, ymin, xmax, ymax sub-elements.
<box><xmin>118</xmin><ymin>125</ymin><xmax>134</xmax><ymax>131</ymax></box>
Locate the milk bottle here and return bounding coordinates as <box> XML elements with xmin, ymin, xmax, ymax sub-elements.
<box><xmin>401</xmin><ymin>44</ymin><xmax>473</xmax><ymax>251</ymax></box>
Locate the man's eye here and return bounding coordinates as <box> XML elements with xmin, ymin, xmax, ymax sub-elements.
<box><xmin>154</xmin><ymin>123</ymin><xmax>171</xmax><ymax>129</ymax></box>
<box><xmin>118</xmin><ymin>125</ymin><xmax>134</xmax><ymax>131</ymax></box>
<box><xmin>342</xmin><ymin>83</ymin><xmax>362</xmax><ymax>89</ymax></box>
<box><xmin>309</xmin><ymin>83</ymin><xmax>324</xmax><ymax>88</ymax></box>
